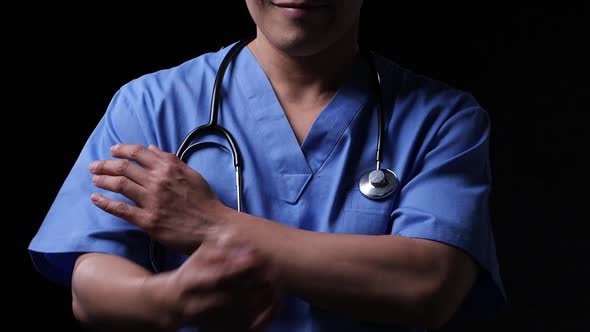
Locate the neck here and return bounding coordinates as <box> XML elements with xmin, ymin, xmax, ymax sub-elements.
<box><xmin>247</xmin><ymin>29</ymin><xmax>360</xmax><ymax>104</ymax></box>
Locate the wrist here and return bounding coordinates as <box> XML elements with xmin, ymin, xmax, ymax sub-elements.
<box><xmin>203</xmin><ymin>202</ymin><xmax>242</xmax><ymax>244</ymax></box>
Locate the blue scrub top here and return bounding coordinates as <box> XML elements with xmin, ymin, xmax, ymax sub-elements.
<box><xmin>29</xmin><ymin>41</ymin><xmax>506</xmax><ymax>331</ymax></box>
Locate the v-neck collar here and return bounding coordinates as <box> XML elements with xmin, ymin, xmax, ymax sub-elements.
<box><xmin>235</xmin><ymin>47</ymin><xmax>371</xmax><ymax>203</ymax></box>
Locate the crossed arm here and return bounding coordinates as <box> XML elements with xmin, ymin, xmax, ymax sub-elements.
<box><xmin>73</xmin><ymin>144</ymin><xmax>477</xmax><ymax>330</ymax></box>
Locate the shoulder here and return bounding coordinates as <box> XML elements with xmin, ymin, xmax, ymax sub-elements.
<box><xmin>111</xmin><ymin>43</ymin><xmax>241</xmax><ymax>108</ymax></box>
<box><xmin>118</xmin><ymin>49</ymin><xmax>223</xmax><ymax>101</ymax></box>
<box><xmin>374</xmin><ymin>54</ymin><xmax>490</xmax><ymax>141</ymax></box>
<box><xmin>374</xmin><ymin>53</ymin><xmax>479</xmax><ymax>106</ymax></box>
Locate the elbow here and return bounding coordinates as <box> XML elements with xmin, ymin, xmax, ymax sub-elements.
<box><xmin>71</xmin><ymin>277</ymin><xmax>97</xmax><ymax>328</ymax></box>
<box><xmin>71</xmin><ymin>254</ymin><xmax>101</xmax><ymax>328</ymax></box>
<box><xmin>72</xmin><ymin>291</ymin><xmax>90</xmax><ymax>324</ymax></box>
<box><xmin>400</xmin><ymin>279</ymin><xmax>462</xmax><ymax>330</ymax></box>
<box><xmin>415</xmin><ymin>291</ymin><xmax>457</xmax><ymax>330</ymax></box>
<box><xmin>71</xmin><ymin>256</ymin><xmax>90</xmax><ymax>325</ymax></box>
<box><xmin>401</xmin><ymin>240</ymin><xmax>479</xmax><ymax>330</ymax></box>
<box><xmin>409</xmin><ymin>266</ymin><xmax>478</xmax><ymax>329</ymax></box>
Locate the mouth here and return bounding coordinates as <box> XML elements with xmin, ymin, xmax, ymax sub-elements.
<box><xmin>272</xmin><ymin>1</ymin><xmax>328</xmax><ymax>9</ymax></box>
<box><xmin>270</xmin><ymin>1</ymin><xmax>329</xmax><ymax>19</ymax></box>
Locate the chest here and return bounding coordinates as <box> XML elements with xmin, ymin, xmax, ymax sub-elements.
<box><xmin>282</xmin><ymin>102</ymin><xmax>327</xmax><ymax>145</ymax></box>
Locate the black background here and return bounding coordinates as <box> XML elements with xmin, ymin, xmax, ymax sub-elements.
<box><xmin>14</xmin><ymin>3</ymin><xmax>588</xmax><ymax>331</ymax></box>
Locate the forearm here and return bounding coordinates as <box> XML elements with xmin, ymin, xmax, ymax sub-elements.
<box><xmin>72</xmin><ymin>253</ymin><xmax>171</xmax><ymax>331</ymax></box>
<box><xmin>217</xmin><ymin>209</ymin><xmax>476</xmax><ymax>328</ymax></box>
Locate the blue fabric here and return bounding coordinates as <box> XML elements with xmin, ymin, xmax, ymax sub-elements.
<box><xmin>29</xmin><ymin>41</ymin><xmax>506</xmax><ymax>331</ymax></box>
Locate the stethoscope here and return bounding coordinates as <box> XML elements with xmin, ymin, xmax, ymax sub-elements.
<box><xmin>149</xmin><ymin>38</ymin><xmax>398</xmax><ymax>272</ymax></box>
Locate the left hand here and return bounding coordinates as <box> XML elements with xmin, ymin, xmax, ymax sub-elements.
<box><xmin>89</xmin><ymin>143</ymin><xmax>226</xmax><ymax>254</ymax></box>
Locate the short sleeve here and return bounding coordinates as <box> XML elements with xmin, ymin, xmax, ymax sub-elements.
<box><xmin>391</xmin><ymin>105</ymin><xmax>507</xmax><ymax>316</ymax></box>
<box><xmin>28</xmin><ymin>86</ymin><xmax>153</xmax><ymax>286</ymax></box>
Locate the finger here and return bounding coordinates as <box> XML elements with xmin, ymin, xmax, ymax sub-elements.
<box><xmin>109</xmin><ymin>144</ymin><xmax>161</xmax><ymax>170</ymax></box>
<box><xmin>89</xmin><ymin>159</ymin><xmax>148</xmax><ymax>187</ymax></box>
<box><xmin>248</xmin><ymin>289</ymin><xmax>280</xmax><ymax>332</ymax></box>
<box><xmin>147</xmin><ymin>144</ymin><xmax>169</xmax><ymax>156</ymax></box>
<box><xmin>185</xmin><ymin>241</ymin><xmax>231</xmax><ymax>263</ymax></box>
<box><xmin>249</xmin><ymin>303</ymin><xmax>279</xmax><ymax>332</ymax></box>
<box><xmin>186</xmin><ymin>241</ymin><xmax>252</xmax><ymax>268</ymax></box>
<box><xmin>184</xmin><ymin>291</ymin><xmax>234</xmax><ymax>323</ymax></box>
<box><xmin>92</xmin><ymin>175</ymin><xmax>148</xmax><ymax>206</ymax></box>
<box><xmin>90</xmin><ymin>193</ymin><xmax>148</xmax><ymax>226</ymax></box>
<box><xmin>147</xmin><ymin>144</ymin><xmax>183</xmax><ymax>164</ymax></box>
<box><xmin>185</xmin><ymin>246</ymin><xmax>261</xmax><ymax>290</ymax></box>
<box><xmin>218</xmin><ymin>248</ymin><xmax>268</xmax><ymax>288</ymax></box>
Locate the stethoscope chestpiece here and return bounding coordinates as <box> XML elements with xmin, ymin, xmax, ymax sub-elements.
<box><xmin>358</xmin><ymin>168</ymin><xmax>398</xmax><ymax>199</ymax></box>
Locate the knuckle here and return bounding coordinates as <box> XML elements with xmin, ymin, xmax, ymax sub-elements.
<box><xmin>142</xmin><ymin>213</ymin><xmax>157</xmax><ymax>231</ymax></box>
<box><xmin>115</xmin><ymin>176</ymin><xmax>128</xmax><ymax>192</ymax></box>
<box><xmin>156</xmin><ymin>177</ymin><xmax>171</xmax><ymax>188</ymax></box>
<box><xmin>216</xmin><ymin>228</ymin><xmax>239</xmax><ymax>247</ymax></box>
<box><xmin>161</xmin><ymin>162</ymin><xmax>177</xmax><ymax>176</ymax></box>
<box><xmin>203</xmin><ymin>247</ymin><xmax>226</xmax><ymax>264</ymax></box>
<box><xmin>164</xmin><ymin>152</ymin><xmax>178</xmax><ymax>162</ymax></box>
<box><xmin>112</xmin><ymin>201</ymin><xmax>128</xmax><ymax>216</ymax></box>
<box><xmin>93</xmin><ymin>175</ymin><xmax>103</xmax><ymax>187</ymax></box>
<box><xmin>116</xmin><ymin>159</ymin><xmax>130</xmax><ymax>174</ymax></box>
<box><xmin>129</xmin><ymin>145</ymin><xmax>145</xmax><ymax>158</ymax></box>
<box><xmin>94</xmin><ymin>160</ymin><xmax>105</xmax><ymax>173</ymax></box>
<box><xmin>154</xmin><ymin>174</ymin><xmax>173</xmax><ymax>189</ymax></box>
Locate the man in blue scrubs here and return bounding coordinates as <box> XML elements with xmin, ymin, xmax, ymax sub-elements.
<box><xmin>29</xmin><ymin>0</ymin><xmax>506</xmax><ymax>331</ymax></box>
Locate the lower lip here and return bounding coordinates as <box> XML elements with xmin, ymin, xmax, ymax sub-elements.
<box><xmin>274</xmin><ymin>5</ymin><xmax>322</xmax><ymax>18</ymax></box>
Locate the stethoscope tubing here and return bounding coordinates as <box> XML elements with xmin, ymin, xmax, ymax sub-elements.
<box><xmin>149</xmin><ymin>37</ymin><xmax>397</xmax><ymax>272</ymax></box>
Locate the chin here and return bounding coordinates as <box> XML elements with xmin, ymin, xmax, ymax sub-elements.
<box><xmin>269</xmin><ymin>32</ymin><xmax>331</xmax><ymax>57</ymax></box>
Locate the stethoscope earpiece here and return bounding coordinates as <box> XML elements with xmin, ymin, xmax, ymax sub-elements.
<box><xmin>359</xmin><ymin>168</ymin><xmax>398</xmax><ymax>199</ymax></box>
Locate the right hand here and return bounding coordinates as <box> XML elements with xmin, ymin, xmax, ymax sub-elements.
<box><xmin>151</xmin><ymin>240</ymin><xmax>279</xmax><ymax>331</ymax></box>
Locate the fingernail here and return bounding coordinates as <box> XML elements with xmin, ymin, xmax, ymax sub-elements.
<box><xmin>90</xmin><ymin>193</ymin><xmax>100</xmax><ymax>203</ymax></box>
<box><xmin>92</xmin><ymin>175</ymin><xmax>99</xmax><ymax>184</ymax></box>
<box><xmin>89</xmin><ymin>161</ymin><xmax>97</xmax><ymax>172</ymax></box>
<box><xmin>110</xmin><ymin>144</ymin><xmax>119</xmax><ymax>153</ymax></box>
